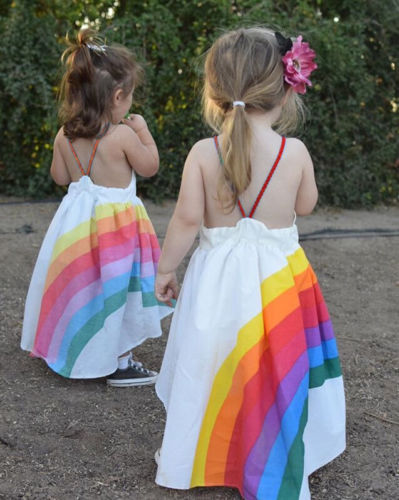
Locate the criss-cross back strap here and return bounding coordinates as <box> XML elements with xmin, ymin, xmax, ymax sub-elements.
<box><xmin>68</xmin><ymin>139</ymin><xmax>100</xmax><ymax>177</ymax></box>
<box><xmin>246</xmin><ymin>136</ymin><xmax>286</xmax><ymax>218</ymax></box>
<box><xmin>67</xmin><ymin>122</ymin><xmax>110</xmax><ymax>177</ymax></box>
<box><xmin>213</xmin><ymin>135</ymin><xmax>286</xmax><ymax>218</ymax></box>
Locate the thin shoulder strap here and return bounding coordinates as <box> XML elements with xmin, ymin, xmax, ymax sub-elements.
<box><xmin>248</xmin><ymin>136</ymin><xmax>286</xmax><ymax>218</ymax></box>
<box><xmin>68</xmin><ymin>140</ymin><xmax>86</xmax><ymax>176</ymax></box>
<box><xmin>67</xmin><ymin>122</ymin><xmax>110</xmax><ymax>177</ymax></box>
<box><xmin>237</xmin><ymin>199</ymin><xmax>246</xmax><ymax>218</ymax></box>
<box><xmin>213</xmin><ymin>135</ymin><xmax>287</xmax><ymax>218</ymax></box>
<box><xmin>85</xmin><ymin>139</ymin><xmax>100</xmax><ymax>177</ymax></box>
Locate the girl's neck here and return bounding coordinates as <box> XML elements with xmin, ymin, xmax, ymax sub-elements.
<box><xmin>246</xmin><ymin>106</ymin><xmax>282</xmax><ymax>130</ymax></box>
<box><xmin>98</xmin><ymin>121</ymin><xmax>111</xmax><ymax>137</ymax></box>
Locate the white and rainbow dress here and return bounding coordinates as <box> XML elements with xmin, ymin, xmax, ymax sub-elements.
<box><xmin>155</xmin><ymin>136</ymin><xmax>345</xmax><ymax>499</ymax></box>
<box><xmin>21</xmin><ymin>173</ymin><xmax>171</xmax><ymax>379</ymax></box>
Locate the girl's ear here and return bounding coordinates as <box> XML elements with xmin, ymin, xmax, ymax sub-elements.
<box><xmin>113</xmin><ymin>88</ymin><xmax>124</xmax><ymax>106</ymax></box>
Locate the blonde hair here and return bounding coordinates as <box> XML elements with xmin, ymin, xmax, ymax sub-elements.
<box><xmin>203</xmin><ymin>27</ymin><xmax>304</xmax><ymax>210</ymax></box>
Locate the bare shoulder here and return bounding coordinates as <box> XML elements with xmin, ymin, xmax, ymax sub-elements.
<box><xmin>190</xmin><ymin>137</ymin><xmax>215</xmax><ymax>154</ymax></box>
<box><xmin>53</xmin><ymin>128</ymin><xmax>71</xmax><ymax>159</ymax></box>
<box><xmin>50</xmin><ymin>127</ymin><xmax>71</xmax><ymax>185</ymax></box>
<box><xmin>110</xmin><ymin>123</ymin><xmax>136</xmax><ymax>142</ymax></box>
<box><xmin>115</xmin><ymin>123</ymin><xmax>135</xmax><ymax>136</ymax></box>
<box><xmin>284</xmin><ymin>137</ymin><xmax>310</xmax><ymax>155</ymax></box>
<box><xmin>284</xmin><ymin>137</ymin><xmax>312</xmax><ymax>167</ymax></box>
<box><xmin>189</xmin><ymin>137</ymin><xmax>218</xmax><ymax>166</ymax></box>
<box><xmin>54</xmin><ymin>127</ymin><xmax>67</xmax><ymax>146</ymax></box>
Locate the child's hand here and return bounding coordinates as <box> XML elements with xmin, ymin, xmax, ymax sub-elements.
<box><xmin>156</xmin><ymin>271</ymin><xmax>179</xmax><ymax>306</ymax></box>
<box><xmin>122</xmin><ymin>114</ymin><xmax>148</xmax><ymax>133</ymax></box>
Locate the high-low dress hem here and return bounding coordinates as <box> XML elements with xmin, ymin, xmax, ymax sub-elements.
<box><xmin>22</xmin><ymin>175</ymin><xmax>172</xmax><ymax>379</ymax></box>
<box><xmin>155</xmin><ymin>218</ymin><xmax>345</xmax><ymax>500</ymax></box>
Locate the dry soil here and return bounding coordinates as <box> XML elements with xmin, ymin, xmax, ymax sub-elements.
<box><xmin>0</xmin><ymin>199</ymin><xmax>398</xmax><ymax>500</ymax></box>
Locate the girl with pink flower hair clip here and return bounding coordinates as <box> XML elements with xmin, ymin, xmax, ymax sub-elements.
<box><xmin>154</xmin><ymin>27</ymin><xmax>345</xmax><ymax>500</ymax></box>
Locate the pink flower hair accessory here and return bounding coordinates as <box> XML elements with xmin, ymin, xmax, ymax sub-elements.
<box><xmin>277</xmin><ymin>34</ymin><xmax>317</xmax><ymax>94</ymax></box>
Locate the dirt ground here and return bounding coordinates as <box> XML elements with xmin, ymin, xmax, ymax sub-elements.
<box><xmin>0</xmin><ymin>198</ymin><xmax>398</xmax><ymax>500</ymax></box>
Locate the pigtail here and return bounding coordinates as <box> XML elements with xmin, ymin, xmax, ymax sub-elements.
<box><xmin>219</xmin><ymin>106</ymin><xmax>252</xmax><ymax>210</ymax></box>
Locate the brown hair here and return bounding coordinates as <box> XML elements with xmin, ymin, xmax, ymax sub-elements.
<box><xmin>60</xmin><ymin>28</ymin><xmax>143</xmax><ymax>139</ymax></box>
<box><xmin>203</xmin><ymin>27</ymin><xmax>304</xmax><ymax>210</ymax></box>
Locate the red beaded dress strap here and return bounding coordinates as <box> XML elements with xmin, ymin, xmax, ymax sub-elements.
<box><xmin>237</xmin><ymin>199</ymin><xmax>246</xmax><ymax>217</ymax></box>
<box><xmin>248</xmin><ymin>136</ymin><xmax>286</xmax><ymax>219</ymax></box>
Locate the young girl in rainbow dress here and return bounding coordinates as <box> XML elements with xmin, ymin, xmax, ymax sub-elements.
<box><xmin>21</xmin><ymin>29</ymin><xmax>172</xmax><ymax>387</ymax></box>
<box><xmin>154</xmin><ymin>28</ymin><xmax>345</xmax><ymax>499</ymax></box>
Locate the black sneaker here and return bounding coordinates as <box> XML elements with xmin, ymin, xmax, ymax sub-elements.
<box><xmin>106</xmin><ymin>361</ymin><xmax>158</xmax><ymax>387</ymax></box>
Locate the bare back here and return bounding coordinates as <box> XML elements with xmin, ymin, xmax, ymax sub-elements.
<box><xmin>50</xmin><ymin>117</ymin><xmax>159</xmax><ymax>188</ymax></box>
<box><xmin>56</xmin><ymin>124</ymin><xmax>135</xmax><ymax>188</ymax></box>
<box><xmin>198</xmin><ymin>128</ymin><xmax>317</xmax><ymax>229</ymax></box>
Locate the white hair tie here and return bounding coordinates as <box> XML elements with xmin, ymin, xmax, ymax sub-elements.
<box><xmin>233</xmin><ymin>101</ymin><xmax>246</xmax><ymax>108</ymax></box>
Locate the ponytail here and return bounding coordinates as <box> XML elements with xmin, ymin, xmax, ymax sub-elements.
<box><xmin>218</xmin><ymin>106</ymin><xmax>252</xmax><ymax>210</ymax></box>
<box><xmin>60</xmin><ymin>29</ymin><xmax>104</xmax><ymax>138</ymax></box>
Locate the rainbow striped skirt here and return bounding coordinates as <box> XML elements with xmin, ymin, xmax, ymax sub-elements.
<box><xmin>21</xmin><ymin>175</ymin><xmax>172</xmax><ymax>378</ymax></box>
<box><xmin>155</xmin><ymin>218</ymin><xmax>345</xmax><ymax>499</ymax></box>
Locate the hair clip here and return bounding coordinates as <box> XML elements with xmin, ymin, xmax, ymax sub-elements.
<box><xmin>275</xmin><ymin>32</ymin><xmax>293</xmax><ymax>56</ymax></box>
<box><xmin>86</xmin><ymin>43</ymin><xmax>107</xmax><ymax>53</ymax></box>
<box><xmin>233</xmin><ymin>101</ymin><xmax>246</xmax><ymax>108</ymax></box>
<box><xmin>276</xmin><ymin>34</ymin><xmax>317</xmax><ymax>94</ymax></box>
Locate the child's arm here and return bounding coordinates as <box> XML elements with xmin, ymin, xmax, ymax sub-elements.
<box><xmin>120</xmin><ymin>114</ymin><xmax>159</xmax><ymax>177</ymax></box>
<box><xmin>155</xmin><ymin>141</ymin><xmax>205</xmax><ymax>303</ymax></box>
<box><xmin>294</xmin><ymin>140</ymin><xmax>318</xmax><ymax>215</ymax></box>
<box><xmin>50</xmin><ymin>128</ymin><xmax>72</xmax><ymax>186</ymax></box>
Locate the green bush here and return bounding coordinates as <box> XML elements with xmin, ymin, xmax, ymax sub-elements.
<box><xmin>0</xmin><ymin>0</ymin><xmax>398</xmax><ymax>206</ymax></box>
<box><xmin>0</xmin><ymin>0</ymin><xmax>60</xmax><ymax>196</ymax></box>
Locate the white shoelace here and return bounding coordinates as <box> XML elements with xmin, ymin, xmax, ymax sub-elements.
<box><xmin>129</xmin><ymin>360</ymin><xmax>153</xmax><ymax>374</ymax></box>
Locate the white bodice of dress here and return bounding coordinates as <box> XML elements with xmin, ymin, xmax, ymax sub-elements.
<box><xmin>66</xmin><ymin>173</ymin><xmax>137</xmax><ymax>203</ymax></box>
<box><xmin>199</xmin><ymin>217</ymin><xmax>299</xmax><ymax>254</ymax></box>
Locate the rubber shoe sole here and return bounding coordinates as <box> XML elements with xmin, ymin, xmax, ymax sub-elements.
<box><xmin>106</xmin><ymin>373</ymin><xmax>157</xmax><ymax>387</ymax></box>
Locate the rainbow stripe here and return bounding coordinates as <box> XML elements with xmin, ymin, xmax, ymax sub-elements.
<box><xmin>31</xmin><ymin>202</ymin><xmax>163</xmax><ymax>377</ymax></box>
<box><xmin>190</xmin><ymin>248</ymin><xmax>341</xmax><ymax>499</ymax></box>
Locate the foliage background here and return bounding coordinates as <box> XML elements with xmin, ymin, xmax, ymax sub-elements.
<box><xmin>0</xmin><ymin>0</ymin><xmax>398</xmax><ymax>205</ymax></box>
